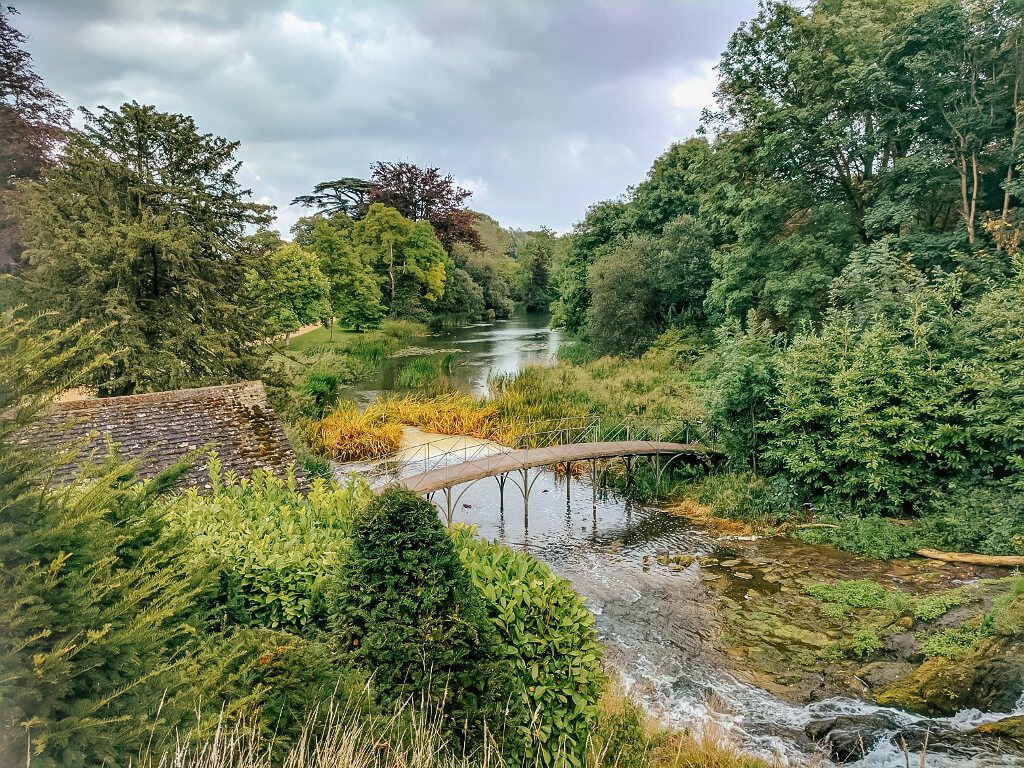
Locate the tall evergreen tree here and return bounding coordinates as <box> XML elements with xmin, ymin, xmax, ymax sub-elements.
<box><xmin>14</xmin><ymin>102</ymin><xmax>272</xmax><ymax>394</ymax></box>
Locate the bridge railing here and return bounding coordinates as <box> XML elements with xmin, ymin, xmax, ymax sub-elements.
<box><xmin>362</xmin><ymin>414</ymin><xmax>718</xmax><ymax>486</ymax></box>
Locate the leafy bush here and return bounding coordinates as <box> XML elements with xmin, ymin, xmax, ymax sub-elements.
<box><xmin>328</xmin><ymin>488</ymin><xmax>524</xmax><ymax>754</ymax></box>
<box><xmin>217</xmin><ymin>627</ymin><xmax>368</xmax><ymax>749</ymax></box>
<box><xmin>805</xmin><ymin>579</ymin><xmax>909</xmax><ymax>611</ymax></box>
<box><xmin>453</xmin><ymin>526</ymin><xmax>606</xmax><ymax>768</ymax></box>
<box><xmin>167</xmin><ymin>458</ymin><xmax>371</xmax><ymax>632</ymax></box>
<box><xmin>913</xmin><ymin>586</ymin><xmax>980</xmax><ymax>621</ymax></box>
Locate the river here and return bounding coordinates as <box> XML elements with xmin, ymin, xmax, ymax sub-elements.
<box><xmin>334</xmin><ymin>310</ymin><xmax>1024</xmax><ymax>768</ymax></box>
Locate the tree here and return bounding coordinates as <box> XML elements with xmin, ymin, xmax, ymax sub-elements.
<box><xmin>585</xmin><ymin>234</ymin><xmax>662</xmax><ymax>357</ymax></box>
<box><xmin>328</xmin><ymin>487</ymin><xmax>522</xmax><ymax>750</ymax></box>
<box><xmin>884</xmin><ymin>0</ymin><xmax>1018</xmax><ymax>244</ymax></box>
<box><xmin>369</xmin><ymin>161</ymin><xmax>483</xmax><ymax>252</ymax></box>
<box><xmin>290</xmin><ymin>177</ymin><xmax>372</xmax><ymax>219</ymax></box>
<box><xmin>352</xmin><ymin>203</ymin><xmax>447</xmax><ymax>316</ymax></box>
<box><xmin>0</xmin><ymin>6</ymin><xmax>70</xmax><ymax>272</ymax></box>
<box><xmin>521</xmin><ymin>236</ymin><xmax>552</xmax><ymax>313</ymax></box>
<box><xmin>0</xmin><ymin>315</ymin><xmax>203</xmax><ymax>767</ymax></box>
<box><xmin>14</xmin><ymin>102</ymin><xmax>273</xmax><ymax>395</ymax></box>
<box><xmin>303</xmin><ymin>216</ymin><xmax>384</xmax><ymax>333</ymax></box>
<box><xmin>254</xmin><ymin>242</ymin><xmax>330</xmax><ymax>346</ymax></box>
<box><xmin>551</xmin><ymin>199</ymin><xmax>633</xmax><ymax>333</ymax></box>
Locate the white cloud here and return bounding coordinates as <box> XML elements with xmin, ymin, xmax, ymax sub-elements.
<box><xmin>18</xmin><ymin>0</ymin><xmax>760</xmax><ymax>233</ymax></box>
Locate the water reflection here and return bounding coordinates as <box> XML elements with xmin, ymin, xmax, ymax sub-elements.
<box><xmin>339</xmin><ymin>309</ymin><xmax>560</xmax><ymax>406</ymax></box>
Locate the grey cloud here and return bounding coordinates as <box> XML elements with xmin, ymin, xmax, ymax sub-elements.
<box><xmin>17</xmin><ymin>0</ymin><xmax>759</xmax><ymax>233</ymax></box>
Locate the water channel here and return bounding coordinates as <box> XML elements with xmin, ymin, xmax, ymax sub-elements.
<box><xmin>333</xmin><ymin>310</ymin><xmax>1024</xmax><ymax>768</ymax></box>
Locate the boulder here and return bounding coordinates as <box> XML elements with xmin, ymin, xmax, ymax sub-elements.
<box><xmin>805</xmin><ymin>714</ymin><xmax>899</xmax><ymax>763</ymax></box>
<box><xmin>875</xmin><ymin>638</ymin><xmax>1024</xmax><ymax>716</ymax></box>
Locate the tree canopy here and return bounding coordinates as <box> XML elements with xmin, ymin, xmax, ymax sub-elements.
<box><xmin>13</xmin><ymin>102</ymin><xmax>272</xmax><ymax>395</ymax></box>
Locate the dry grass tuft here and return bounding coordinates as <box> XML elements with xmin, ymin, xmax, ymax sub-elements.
<box><xmin>307</xmin><ymin>403</ymin><xmax>404</xmax><ymax>461</ymax></box>
<box><xmin>664</xmin><ymin>500</ymin><xmax>755</xmax><ymax>538</ymax></box>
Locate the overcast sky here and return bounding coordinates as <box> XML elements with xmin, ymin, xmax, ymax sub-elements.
<box><xmin>17</xmin><ymin>0</ymin><xmax>758</xmax><ymax>235</ymax></box>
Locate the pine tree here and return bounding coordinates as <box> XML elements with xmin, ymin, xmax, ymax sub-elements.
<box><xmin>0</xmin><ymin>315</ymin><xmax>204</xmax><ymax>767</ymax></box>
<box><xmin>13</xmin><ymin>102</ymin><xmax>273</xmax><ymax>394</ymax></box>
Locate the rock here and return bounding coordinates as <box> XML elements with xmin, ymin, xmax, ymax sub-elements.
<box><xmin>745</xmin><ymin>589</ymin><xmax>760</xmax><ymax>600</ymax></box>
<box><xmin>805</xmin><ymin>714</ymin><xmax>899</xmax><ymax>763</ymax></box>
<box><xmin>672</xmin><ymin>555</ymin><xmax>695</xmax><ymax>567</ymax></box>
<box><xmin>974</xmin><ymin>715</ymin><xmax>1024</xmax><ymax>744</ymax></box>
<box><xmin>763</xmin><ymin>573</ymin><xmax>782</xmax><ymax>583</ymax></box>
<box><xmin>766</xmin><ymin>623</ymin><xmax>831</xmax><ymax>648</ymax></box>
<box><xmin>698</xmin><ymin>557</ymin><xmax>719</xmax><ymax>566</ymax></box>
<box><xmin>882</xmin><ymin>632</ymin><xmax>917</xmax><ymax>657</ymax></box>
<box><xmin>734</xmin><ymin>571</ymin><xmax>753</xmax><ymax>580</ymax></box>
<box><xmin>701</xmin><ymin>574</ymin><xmax>721</xmax><ymax>581</ymax></box>
<box><xmin>656</xmin><ymin>554</ymin><xmax>670</xmax><ymax>565</ymax></box>
<box><xmin>720</xmin><ymin>559</ymin><xmax>743</xmax><ymax>568</ymax></box>
<box><xmin>668</xmin><ymin>564</ymin><xmax>684</xmax><ymax>572</ymax></box>
<box><xmin>856</xmin><ymin>661</ymin><xmax>917</xmax><ymax>689</ymax></box>
<box><xmin>875</xmin><ymin>638</ymin><xmax>1024</xmax><ymax>716</ymax></box>
<box><xmin>893</xmin><ymin>616</ymin><xmax>913</xmax><ymax>631</ymax></box>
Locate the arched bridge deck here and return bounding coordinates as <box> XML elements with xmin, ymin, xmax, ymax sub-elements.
<box><xmin>389</xmin><ymin>440</ymin><xmax>712</xmax><ymax>495</ymax></box>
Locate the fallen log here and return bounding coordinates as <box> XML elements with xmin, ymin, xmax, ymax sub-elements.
<box><xmin>916</xmin><ymin>548</ymin><xmax>1024</xmax><ymax>567</ymax></box>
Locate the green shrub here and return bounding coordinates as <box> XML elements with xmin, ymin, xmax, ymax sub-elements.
<box><xmin>328</xmin><ymin>488</ymin><xmax>524</xmax><ymax>755</ymax></box>
<box><xmin>591</xmin><ymin>697</ymin><xmax>659</xmax><ymax>768</ymax></box>
<box><xmin>557</xmin><ymin>341</ymin><xmax>596</xmax><ymax>366</ymax></box>
<box><xmin>167</xmin><ymin>458</ymin><xmax>371</xmax><ymax>632</ymax></box>
<box><xmin>0</xmin><ymin>317</ymin><xmax>206</xmax><ymax>768</ymax></box>
<box><xmin>921</xmin><ymin>626</ymin><xmax>982</xmax><ymax>659</ymax></box>
<box><xmin>913</xmin><ymin>586</ymin><xmax>980</xmax><ymax>621</ymax></box>
<box><xmin>219</xmin><ymin>628</ymin><xmax>367</xmax><ymax>749</ymax></box>
<box><xmin>805</xmin><ymin>579</ymin><xmax>910</xmax><ymax>611</ymax></box>
<box><xmin>453</xmin><ymin>526</ymin><xmax>606</xmax><ymax>768</ymax></box>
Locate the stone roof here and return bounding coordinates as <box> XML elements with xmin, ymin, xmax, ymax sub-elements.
<box><xmin>22</xmin><ymin>381</ymin><xmax>307</xmax><ymax>492</ymax></box>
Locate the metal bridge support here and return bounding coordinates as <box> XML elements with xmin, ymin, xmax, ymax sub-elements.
<box><xmin>444</xmin><ymin>486</ymin><xmax>454</xmax><ymax>526</ymax></box>
<box><xmin>565</xmin><ymin>461</ymin><xmax>572</xmax><ymax>504</ymax></box>
<box><xmin>495</xmin><ymin>472</ymin><xmax>508</xmax><ymax>513</ymax></box>
<box><xmin>591</xmin><ymin>458</ymin><xmax>598</xmax><ymax>511</ymax></box>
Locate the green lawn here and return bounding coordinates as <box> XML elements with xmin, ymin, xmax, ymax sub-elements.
<box><xmin>277</xmin><ymin>322</ymin><xmax>362</xmax><ymax>353</ymax></box>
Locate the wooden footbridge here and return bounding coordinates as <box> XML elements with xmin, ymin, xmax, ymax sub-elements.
<box><xmin>372</xmin><ymin>416</ymin><xmax>721</xmax><ymax>523</ymax></box>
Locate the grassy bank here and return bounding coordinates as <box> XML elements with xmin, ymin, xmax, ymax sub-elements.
<box><xmin>142</xmin><ymin>687</ymin><xmax>777</xmax><ymax>768</ymax></box>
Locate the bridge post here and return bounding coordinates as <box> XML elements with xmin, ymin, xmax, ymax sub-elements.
<box><xmin>591</xmin><ymin>458</ymin><xmax>597</xmax><ymax>511</ymax></box>
<box><xmin>445</xmin><ymin>486</ymin><xmax>453</xmax><ymax>526</ymax></box>
<box><xmin>520</xmin><ymin>467</ymin><xmax>529</xmax><ymax>525</ymax></box>
<box><xmin>565</xmin><ymin>461</ymin><xmax>572</xmax><ymax>503</ymax></box>
<box><xmin>496</xmin><ymin>472</ymin><xmax>507</xmax><ymax>512</ymax></box>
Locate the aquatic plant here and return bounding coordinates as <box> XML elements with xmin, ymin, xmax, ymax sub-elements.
<box><xmin>805</xmin><ymin>579</ymin><xmax>910</xmax><ymax>612</ymax></box>
<box><xmin>306</xmin><ymin>402</ymin><xmax>403</xmax><ymax>461</ymax></box>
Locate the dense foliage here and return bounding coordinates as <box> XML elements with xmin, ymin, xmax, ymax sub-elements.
<box><xmin>454</xmin><ymin>527</ymin><xmax>606</xmax><ymax>768</ymax></box>
<box><xmin>328</xmin><ymin>488</ymin><xmax>524</xmax><ymax>751</ymax></box>
<box><xmin>547</xmin><ymin>0</ymin><xmax>1024</xmax><ymax>556</ymax></box>
<box><xmin>0</xmin><ymin>316</ymin><xmax>203</xmax><ymax>767</ymax></box>
<box><xmin>12</xmin><ymin>103</ymin><xmax>272</xmax><ymax>395</ymax></box>
<box><xmin>167</xmin><ymin>461</ymin><xmax>371</xmax><ymax>632</ymax></box>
